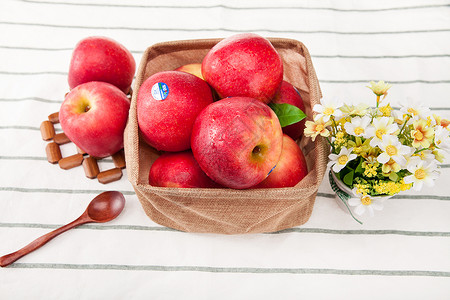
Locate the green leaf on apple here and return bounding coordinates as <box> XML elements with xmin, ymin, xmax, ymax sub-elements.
<box><xmin>269</xmin><ymin>103</ymin><xmax>306</xmax><ymax>127</ymax></box>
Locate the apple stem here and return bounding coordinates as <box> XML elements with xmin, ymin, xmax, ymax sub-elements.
<box><xmin>252</xmin><ymin>146</ymin><xmax>261</xmax><ymax>155</ymax></box>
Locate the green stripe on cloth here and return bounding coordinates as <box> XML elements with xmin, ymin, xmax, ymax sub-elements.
<box><xmin>1</xmin><ymin>21</ymin><xmax>450</xmax><ymax>35</ymax></box>
<box><xmin>0</xmin><ymin>187</ymin><xmax>135</xmax><ymax>195</ymax></box>
<box><xmin>2</xmin><ymin>223</ymin><xmax>448</xmax><ymax>237</ymax></box>
<box><xmin>14</xmin><ymin>1</ymin><xmax>450</xmax><ymax>12</ymax></box>
<box><xmin>8</xmin><ymin>263</ymin><xmax>450</xmax><ymax>277</ymax></box>
<box><xmin>1</xmin><ymin>187</ymin><xmax>449</xmax><ymax>200</ymax></box>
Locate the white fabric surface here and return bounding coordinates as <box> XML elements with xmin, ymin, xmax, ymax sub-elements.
<box><xmin>1</xmin><ymin>0</ymin><xmax>449</xmax><ymax>299</ymax></box>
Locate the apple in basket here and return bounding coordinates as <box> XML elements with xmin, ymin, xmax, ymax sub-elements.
<box><xmin>59</xmin><ymin>81</ymin><xmax>130</xmax><ymax>158</ymax></box>
<box><xmin>271</xmin><ymin>81</ymin><xmax>307</xmax><ymax>141</ymax></box>
<box><xmin>149</xmin><ymin>151</ymin><xmax>221</xmax><ymax>188</ymax></box>
<box><xmin>137</xmin><ymin>71</ymin><xmax>214</xmax><ymax>152</ymax></box>
<box><xmin>68</xmin><ymin>36</ymin><xmax>136</xmax><ymax>94</ymax></box>
<box><xmin>252</xmin><ymin>134</ymin><xmax>308</xmax><ymax>188</ymax></box>
<box><xmin>191</xmin><ymin>96</ymin><xmax>283</xmax><ymax>189</ymax></box>
<box><xmin>201</xmin><ymin>33</ymin><xmax>284</xmax><ymax>103</ymax></box>
<box><xmin>175</xmin><ymin>63</ymin><xmax>204</xmax><ymax>80</ymax></box>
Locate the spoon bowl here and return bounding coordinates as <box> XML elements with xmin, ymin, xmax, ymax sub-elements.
<box><xmin>0</xmin><ymin>191</ymin><xmax>125</xmax><ymax>267</ymax></box>
<box><xmin>87</xmin><ymin>191</ymin><xmax>125</xmax><ymax>222</ymax></box>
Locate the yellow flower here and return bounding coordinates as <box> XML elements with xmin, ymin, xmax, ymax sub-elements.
<box><xmin>354</xmin><ymin>183</ymin><xmax>370</xmax><ymax>196</ymax></box>
<box><xmin>304</xmin><ymin>118</ymin><xmax>331</xmax><ymax>141</ymax></box>
<box><xmin>373</xmin><ymin>181</ymin><xmax>401</xmax><ymax>196</ymax></box>
<box><xmin>333</xmin><ymin>131</ymin><xmax>347</xmax><ymax>147</ymax></box>
<box><xmin>410</xmin><ymin>119</ymin><xmax>434</xmax><ymax>148</ymax></box>
<box><xmin>333</xmin><ymin>138</ymin><xmax>347</xmax><ymax>148</ymax></box>
<box><xmin>387</xmin><ymin>182</ymin><xmax>402</xmax><ymax>195</ymax></box>
<box><xmin>378</xmin><ymin>103</ymin><xmax>393</xmax><ymax>117</ymax></box>
<box><xmin>348</xmin><ymin>137</ymin><xmax>372</xmax><ymax>156</ymax></box>
<box><xmin>394</xmin><ymin>117</ymin><xmax>404</xmax><ymax>126</ymax></box>
<box><xmin>399</xmin><ymin>179</ymin><xmax>413</xmax><ymax>191</ymax></box>
<box><xmin>363</xmin><ymin>163</ymin><xmax>378</xmax><ymax>178</ymax></box>
<box><xmin>367</xmin><ymin>80</ymin><xmax>392</xmax><ymax>98</ymax></box>
<box><xmin>433</xmin><ymin>114</ymin><xmax>450</xmax><ymax>130</ymax></box>
<box><xmin>381</xmin><ymin>158</ymin><xmax>401</xmax><ymax>174</ymax></box>
<box><xmin>340</xmin><ymin>103</ymin><xmax>369</xmax><ymax>117</ymax></box>
<box><xmin>361</xmin><ymin>148</ymin><xmax>379</xmax><ymax>164</ymax></box>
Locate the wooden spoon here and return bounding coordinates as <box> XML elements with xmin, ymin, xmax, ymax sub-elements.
<box><xmin>0</xmin><ymin>191</ymin><xmax>125</xmax><ymax>267</ymax></box>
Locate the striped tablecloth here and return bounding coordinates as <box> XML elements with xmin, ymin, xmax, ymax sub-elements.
<box><xmin>1</xmin><ymin>1</ymin><xmax>449</xmax><ymax>299</ymax></box>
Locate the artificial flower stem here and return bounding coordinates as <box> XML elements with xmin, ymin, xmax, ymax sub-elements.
<box><xmin>325</xmin><ymin>137</ymin><xmax>335</xmax><ymax>151</ymax></box>
<box><xmin>398</xmin><ymin>115</ymin><xmax>411</xmax><ymax>136</ymax></box>
<box><xmin>414</xmin><ymin>147</ymin><xmax>431</xmax><ymax>155</ymax></box>
<box><xmin>331</xmin><ymin>116</ymin><xmax>338</xmax><ymax>136</ymax></box>
<box><xmin>376</xmin><ymin>95</ymin><xmax>380</xmax><ymax>108</ymax></box>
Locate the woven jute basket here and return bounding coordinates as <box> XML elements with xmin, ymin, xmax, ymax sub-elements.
<box><xmin>124</xmin><ymin>38</ymin><xmax>329</xmax><ymax>234</ymax></box>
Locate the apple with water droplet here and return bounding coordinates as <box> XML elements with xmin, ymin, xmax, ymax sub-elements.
<box><xmin>149</xmin><ymin>151</ymin><xmax>221</xmax><ymax>188</ymax></box>
<box><xmin>68</xmin><ymin>36</ymin><xmax>136</xmax><ymax>94</ymax></box>
<box><xmin>137</xmin><ymin>71</ymin><xmax>213</xmax><ymax>152</ymax></box>
<box><xmin>59</xmin><ymin>81</ymin><xmax>130</xmax><ymax>158</ymax></box>
<box><xmin>202</xmin><ymin>33</ymin><xmax>283</xmax><ymax>103</ymax></box>
<box><xmin>191</xmin><ymin>97</ymin><xmax>283</xmax><ymax>189</ymax></box>
<box><xmin>252</xmin><ymin>134</ymin><xmax>308</xmax><ymax>188</ymax></box>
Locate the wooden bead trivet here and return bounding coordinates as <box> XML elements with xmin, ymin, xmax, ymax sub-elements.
<box><xmin>40</xmin><ymin>112</ymin><xmax>126</xmax><ymax>184</ymax></box>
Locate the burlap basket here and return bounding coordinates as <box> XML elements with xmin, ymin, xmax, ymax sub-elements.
<box><xmin>124</xmin><ymin>37</ymin><xmax>329</xmax><ymax>234</ymax></box>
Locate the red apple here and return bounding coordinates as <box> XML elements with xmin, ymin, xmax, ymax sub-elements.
<box><xmin>191</xmin><ymin>97</ymin><xmax>283</xmax><ymax>189</ymax></box>
<box><xmin>271</xmin><ymin>81</ymin><xmax>306</xmax><ymax>140</ymax></box>
<box><xmin>149</xmin><ymin>151</ymin><xmax>221</xmax><ymax>188</ymax></box>
<box><xmin>68</xmin><ymin>36</ymin><xmax>136</xmax><ymax>94</ymax></box>
<box><xmin>202</xmin><ymin>33</ymin><xmax>283</xmax><ymax>103</ymax></box>
<box><xmin>59</xmin><ymin>81</ymin><xmax>130</xmax><ymax>158</ymax></box>
<box><xmin>137</xmin><ymin>71</ymin><xmax>213</xmax><ymax>152</ymax></box>
<box><xmin>252</xmin><ymin>134</ymin><xmax>308</xmax><ymax>188</ymax></box>
<box><xmin>175</xmin><ymin>63</ymin><xmax>204</xmax><ymax>80</ymax></box>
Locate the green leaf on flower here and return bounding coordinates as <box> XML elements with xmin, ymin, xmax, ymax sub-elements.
<box><xmin>343</xmin><ymin>170</ymin><xmax>354</xmax><ymax>186</ymax></box>
<box><xmin>269</xmin><ymin>103</ymin><xmax>306</xmax><ymax>127</ymax></box>
<box><xmin>355</xmin><ymin>157</ymin><xmax>364</xmax><ymax>175</ymax></box>
<box><xmin>335</xmin><ymin>171</ymin><xmax>341</xmax><ymax>180</ymax></box>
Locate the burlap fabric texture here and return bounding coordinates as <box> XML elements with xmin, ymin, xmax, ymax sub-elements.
<box><xmin>124</xmin><ymin>38</ymin><xmax>329</xmax><ymax>234</ymax></box>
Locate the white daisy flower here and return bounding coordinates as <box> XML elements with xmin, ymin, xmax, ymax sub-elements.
<box><xmin>399</xmin><ymin>97</ymin><xmax>431</xmax><ymax>121</ymax></box>
<box><xmin>434</xmin><ymin>125</ymin><xmax>450</xmax><ymax>152</ymax></box>
<box><xmin>328</xmin><ymin>147</ymin><xmax>357</xmax><ymax>173</ymax></box>
<box><xmin>377</xmin><ymin>135</ymin><xmax>410</xmax><ymax>167</ymax></box>
<box><xmin>366</xmin><ymin>117</ymin><xmax>399</xmax><ymax>147</ymax></box>
<box><xmin>313</xmin><ymin>97</ymin><xmax>344</xmax><ymax>122</ymax></box>
<box><xmin>403</xmin><ymin>160</ymin><xmax>440</xmax><ymax>191</ymax></box>
<box><xmin>348</xmin><ymin>189</ymin><xmax>385</xmax><ymax>217</ymax></box>
<box><xmin>344</xmin><ymin>116</ymin><xmax>372</xmax><ymax>138</ymax></box>
<box><xmin>412</xmin><ymin>149</ymin><xmax>436</xmax><ymax>163</ymax></box>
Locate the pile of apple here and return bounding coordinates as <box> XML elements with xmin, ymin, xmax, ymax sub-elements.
<box><xmin>138</xmin><ymin>33</ymin><xmax>309</xmax><ymax>189</ymax></box>
<box><xmin>59</xmin><ymin>36</ymin><xmax>135</xmax><ymax>158</ymax></box>
<box><xmin>58</xmin><ymin>34</ymin><xmax>308</xmax><ymax>189</ymax></box>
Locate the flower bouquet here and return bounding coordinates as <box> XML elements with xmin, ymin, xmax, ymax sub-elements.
<box><xmin>304</xmin><ymin>81</ymin><xmax>450</xmax><ymax>223</ymax></box>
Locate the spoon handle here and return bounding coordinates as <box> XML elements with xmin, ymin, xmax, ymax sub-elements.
<box><xmin>0</xmin><ymin>216</ymin><xmax>89</xmax><ymax>267</ymax></box>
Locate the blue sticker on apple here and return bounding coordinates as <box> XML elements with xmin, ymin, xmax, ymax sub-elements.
<box><xmin>267</xmin><ymin>164</ymin><xmax>277</xmax><ymax>177</ymax></box>
<box><xmin>151</xmin><ymin>82</ymin><xmax>169</xmax><ymax>100</ymax></box>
